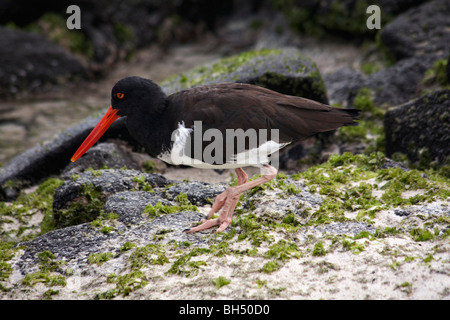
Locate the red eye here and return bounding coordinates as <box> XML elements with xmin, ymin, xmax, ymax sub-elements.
<box><xmin>116</xmin><ymin>92</ymin><xmax>125</xmax><ymax>99</ymax></box>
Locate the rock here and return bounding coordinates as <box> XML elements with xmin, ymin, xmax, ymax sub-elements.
<box><xmin>52</xmin><ymin>169</ymin><xmax>172</xmax><ymax>228</ymax></box>
<box><xmin>384</xmin><ymin>89</ymin><xmax>450</xmax><ymax>165</ymax></box>
<box><xmin>0</xmin><ymin>116</ymin><xmax>135</xmax><ymax>201</ymax></box>
<box><xmin>324</xmin><ymin>55</ymin><xmax>436</xmax><ymax>108</ymax></box>
<box><xmin>379</xmin><ymin>0</ymin><xmax>450</xmax><ymax>61</ymax></box>
<box><xmin>0</xmin><ymin>0</ymin><xmax>235</xmax><ymax>76</ymax></box>
<box><xmin>105</xmin><ymin>191</ymin><xmax>173</xmax><ymax>225</ymax></box>
<box><xmin>0</xmin><ymin>27</ymin><xmax>87</xmax><ymax>98</ymax></box>
<box><xmin>315</xmin><ymin>222</ymin><xmax>376</xmax><ymax>236</ymax></box>
<box><xmin>323</xmin><ymin>67</ymin><xmax>367</xmax><ymax>107</ymax></box>
<box><xmin>2</xmin><ymin>152</ymin><xmax>449</xmax><ymax>300</ymax></box>
<box><xmin>161</xmin><ymin>48</ymin><xmax>329</xmax><ymax>104</ymax></box>
<box><xmin>164</xmin><ymin>181</ymin><xmax>226</xmax><ymax>206</ymax></box>
<box><xmin>274</xmin><ymin>0</ymin><xmax>427</xmax><ymax>38</ymax></box>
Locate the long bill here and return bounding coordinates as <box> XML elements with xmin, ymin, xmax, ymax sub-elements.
<box><xmin>71</xmin><ymin>106</ymin><xmax>120</xmax><ymax>162</ymax></box>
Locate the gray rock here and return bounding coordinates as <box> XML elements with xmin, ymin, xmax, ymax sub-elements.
<box><xmin>384</xmin><ymin>89</ymin><xmax>450</xmax><ymax>165</ymax></box>
<box><xmin>52</xmin><ymin>169</ymin><xmax>172</xmax><ymax>228</ymax></box>
<box><xmin>0</xmin><ymin>116</ymin><xmax>136</xmax><ymax>201</ymax></box>
<box><xmin>379</xmin><ymin>0</ymin><xmax>450</xmax><ymax>61</ymax></box>
<box><xmin>0</xmin><ymin>27</ymin><xmax>86</xmax><ymax>98</ymax></box>
<box><xmin>164</xmin><ymin>181</ymin><xmax>226</xmax><ymax>206</ymax></box>
<box><xmin>105</xmin><ymin>191</ymin><xmax>173</xmax><ymax>225</ymax></box>
<box><xmin>315</xmin><ymin>222</ymin><xmax>376</xmax><ymax>236</ymax></box>
<box><xmin>17</xmin><ymin>210</ymin><xmax>206</xmax><ymax>274</ymax></box>
<box><xmin>61</xmin><ymin>142</ymin><xmax>141</xmax><ymax>179</ymax></box>
<box><xmin>324</xmin><ymin>55</ymin><xmax>436</xmax><ymax>108</ymax></box>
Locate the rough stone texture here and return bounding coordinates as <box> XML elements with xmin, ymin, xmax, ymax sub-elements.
<box><xmin>384</xmin><ymin>89</ymin><xmax>450</xmax><ymax>164</ymax></box>
<box><xmin>53</xmin><ymin>169</ymin><xmax>172</xmax><ymax>212</ymax></box>
<box><xmin>2</xmin><ymin>168</ymin><xmax>448</xmax><ymax>300</ymax></box>
<box><xmin>161</xmin><ymin>48</ymin><xmax>329</xmax><ymax>104</ymax></box>
<box><xmin>379</xmin><ymin>0</ymin><xmax>450</xmax><ymax>61</ymax></box>
<box><xmin>0</xmin><ymin>27</ymin><xmax>87</xmax><ymax>98</ymax></box>
<box><xmin>324</xmin><ymin>54</ymin><xmax>436</xmax><ymax>107</ymax></box>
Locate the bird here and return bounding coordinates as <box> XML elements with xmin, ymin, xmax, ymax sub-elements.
<box><xmin>71</xmin><ymin>76</ymin><xmax>360</xmax><ymax>233</ymax></box>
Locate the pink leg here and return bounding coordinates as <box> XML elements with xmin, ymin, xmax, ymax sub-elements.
<box><xmin>186</xmin><ymin>165</ymin><xmax>277</xmax><ymax>233</ymax></box>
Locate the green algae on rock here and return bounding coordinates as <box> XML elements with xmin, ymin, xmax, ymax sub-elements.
<box><xmin>161</xmin><ymin>48</ymin><xmax>329</xmax><ymax>104</ymax></box>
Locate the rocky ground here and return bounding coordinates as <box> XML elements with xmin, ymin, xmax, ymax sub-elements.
<box><xmin>0</xmin><ymin>0</ymin><xmax>449</xmax><ymax>300</ymax></box>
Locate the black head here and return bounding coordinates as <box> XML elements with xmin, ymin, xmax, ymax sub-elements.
<box><xmin>111</xmin><ymin>76</ymin><xmax>167</xmax><ymax>116</ymax></box>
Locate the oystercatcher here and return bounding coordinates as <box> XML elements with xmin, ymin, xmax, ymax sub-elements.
<box><xmin>71</xmin><ymin>76</ymin><xmax>360</xmax><ymax>232</ymax></box>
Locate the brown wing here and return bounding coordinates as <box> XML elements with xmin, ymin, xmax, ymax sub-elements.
<box><xmin>167</xmin><ymin>82</ymin><xmax>359</xmax><ymax>143</ymax></box>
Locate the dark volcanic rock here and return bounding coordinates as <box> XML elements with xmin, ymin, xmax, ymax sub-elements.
<box><xmin>162</xmin><ymin>48</ymin><xmax>329</xmax><ymax>104</ymax></box>
<box><xmin>384</xmin><ymin>89</ymin><xmax>450</xmax><ymax>165</ymax></box>
<box><xmin>53</xmin><ymin>169</ymin><xmax>172</xmax><ymax>211</ymax></box>
<box><xmin>0</xmin><ymin>27</ymin><xmax>87</xmax><ymax>98</ymax></box>
<box><xmin>324</xmin><ymin>55</ymin><xmax>436</xmax><ymax>107</ymax></box>
<box><xmin>0</xmin><ymin>116</ymin><xmax>135</xmax><ymax>201</ymax></box>
<box><xmin>52</xmin><ymin>169</ymin><xmax>172</xmax><ymax>228</ymax></box>
<box><xmin>380</xmin><ymin>0</ymin><xmax>450</xmax><ymax>61</ymax></box>
<box><xmin>164</xmin><ymin>181</ymin><xmax>226</xmax><ymax>206</ymax></box>
<box><xmin>105</xmin><ymin>191</ymin><xmax>174</xmax><ymax>225</ymax></box>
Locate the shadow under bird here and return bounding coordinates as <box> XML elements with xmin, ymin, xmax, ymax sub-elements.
<box><xmin>71</xmin><ymin>76</ymin><xmax>360</xmax><ymax>232</ymax></box>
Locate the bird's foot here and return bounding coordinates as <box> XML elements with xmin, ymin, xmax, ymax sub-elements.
<box><xmin>185</xmin><ymin>187</ymin><xmax>240</xmax><ymax>233</ymax></box>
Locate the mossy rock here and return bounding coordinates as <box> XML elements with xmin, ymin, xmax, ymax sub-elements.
<box><xmin>384</xmin><ymin>89</ymin><xmax>450</xmax><ymax>168</ymax></box>
<box><xmin>161</xmin><ymin>48</ymin><xmax>329</xmax><ymax>104</ymax></box>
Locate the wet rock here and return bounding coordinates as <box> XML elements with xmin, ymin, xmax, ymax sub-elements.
<box><xmin>0</xmin><ymin>116</ymin><xmax>136</xmax><ymax>200</ymax></box>
<box><xmin>61</xmin><ymin>142</ymin><xmax>142</xmax><ymax>179</ymax></box>
<box><xmin>17</xmin><ymin>210</ymin><xmax>206</xmax><ymax>274</ymax></box>
<box><xmin>324</xmin><ymin>55</ymin><xmax>436</xmax><ymax>108</ymax></box>
<box><xmin>379</xmin><ymin>0</ymin><xmax>450</xmax><ymax>61</ymax></box>
<box><xmin>105</xmin><ymin>191</ymin><xmax>174</xmax><ymax>225</ymax></box>
<box><xmin>162</xmin><ymin>48</ymin><xmax>329</xmax><ymax>104</ymax></box>
<box><xmin>0</xmin><ymin>27</ymin><xmax>87</xmax><ymax>98</ymax></box>
<box><xmin>164</xmin><ymin>181</ymin><xmax>226</xmax><ymax>206</ymax></box>
<box><xmin>52</xmin><ymin>169</ymin><xmax>172</xmax><ymax>228</ymax></box>
<box><xmin>384</xmin><ymin>89</ymin><xmax>450</xmax><ymax>165</ymax></box>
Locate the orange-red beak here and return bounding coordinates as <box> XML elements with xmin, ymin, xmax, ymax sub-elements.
<box><xmin>71</xmin><ymin>106</ymin><xmax>120</xmax><ymax>162</ymax></box>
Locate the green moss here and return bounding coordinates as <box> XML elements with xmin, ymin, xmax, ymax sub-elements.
<box><xmin>410</xmin><ymin>228</ymin><xmax>435</xmax><ymax>242</ymax></box>
<box><xmin>166</xmin><ymin>247</ymin><xmax>210</xmax><ymax>277</ymax></box>
<box><xmin>342</xmin><ymin>239</ymin><xmax>365</xmax><ymax>254</ymax></box>
<box><xmin>128</xmin><ymin>244</ymin><xmax>169</xmax><ymax>270</ymax></box>
<box><xmin>423</xmin><ymin>59</ymin><xmax>449</xmax><ymax>86</ymax></box>
<box><xmin>22</xmin><ymin>272</ymin><xmax>66</xmax><ymax>287</ymax></box>
<box><xmin>214</xmin><ymin>276</ymin><xmax>231</xmax><ymax>289</ymax></box>
<box><xmin>292</xmin><ymin>152</ymin><xmax>449</xmax><ymax>227</ymax></box>
<box><xmin>0</xmin><ymin>242</ymin><xmax>17</xmax><ymax>286</ymax></box>
<box><xmin>262</xmin><ymin>260</ymin><xmax>280</xmax><ymax>274</ymax></box>
<box><xmin>55</xmin><ymin>183</ymin><xmax>105</xmax><ymax>229</ymax></box>
<box><xmin>132</xmin><ymin>175</ymin><xmax>154</xmax><ymax>192</ymax></box>
<box><xmin>100</xmin><ymin>271</ymin><xmax>148</xmax><ymax>298</ymax></box>
<box><xmin>312</xmin><ymin>242</ymin><xmax>326</xmax><ymax>256</ymax></box>
<box><xmin>264</xmin><ymin>240</ymin><xmax>301</xmax><ymax>261</ymax></box>
<box><xmin>88</xmin><ymin>252</ymin><xmax>114</xmax><ymax>266</ymax></box>
<box><xmin>22</xmin><ymin>250</ymin><xmax>66</xmax><ymax>288</ymax></box>
<box><xmin>0</xmin><ymin>177</ymin><xmax>64</xmax><ymax>240</ymax></box>
<box><xmin>142</xmin><ymin>160</ymin><xmax>156</xmax><ymax>173</ymax></box>
<box><xmin>164</xmin><ymin>48</ymin><xmax>283</xmax><ymax>90</ymax></box>
<box><xmin>143</xmin><ymin>201</ymin><xmax>198</xmax><ymax>218</ymax></box>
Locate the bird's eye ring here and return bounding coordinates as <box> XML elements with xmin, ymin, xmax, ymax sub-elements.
<box><xmin>116</xmin><ymin>92</ymin><xmax>125</xmax><ymax>99</ymax></box>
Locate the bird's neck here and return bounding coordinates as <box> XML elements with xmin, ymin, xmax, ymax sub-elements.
<box><xmin>125</xmin><ymin>99</ymin><xmax>173</xmax><ymax>157</ymax></box>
